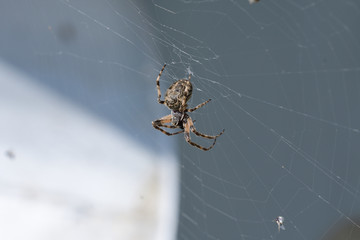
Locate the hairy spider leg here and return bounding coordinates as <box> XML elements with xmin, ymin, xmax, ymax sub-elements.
<box><xmin>187</xmin><ymin>117</ymin><xmax>225</xmax><ymax>139</ymax></box>
<box><xmin>184</xmin><ymin>116</ymin><xmax>219</xmax><ymax>151</ymax></box>
<box><xmin>187</xmin><ymin>99</ymin><xmax>211</xmax><ymax>112</ymax></box>
<box><xmin>156</xmin><ymin>64</ymin><xmax>167</xmax><ymax>104</ymax></box>
<box><xmin>152</xmin><ymin>114</ymin><xmax>184</xmax><ymax>136</ymax></box>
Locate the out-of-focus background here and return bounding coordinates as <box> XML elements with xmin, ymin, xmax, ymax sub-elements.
<box><xmin>0</xmin><ymin>1</ymin><xmax>360</xmax><ymax>240</ymax></box>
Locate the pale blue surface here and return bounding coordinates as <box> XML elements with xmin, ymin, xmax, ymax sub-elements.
<box><xmin>1</xmin><ymin>1</ymin><xmax>360</xmax><ymax>239</ymax></box>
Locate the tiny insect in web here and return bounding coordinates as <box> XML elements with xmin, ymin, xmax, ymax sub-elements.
<box><xmin>152</xmin><ymin>64</ymin><xmax>224</xmax><ymax>151</ymax></box>
<box><xmin>274</xmin><ymin>216</ymin><xmax>285</xmax><ymax>231</ymax></box>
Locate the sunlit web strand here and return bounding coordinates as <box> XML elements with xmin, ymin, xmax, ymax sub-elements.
<box><xmin>198</xmin><ymin>76</ymin><xmax>360</xmax><ymax>134</ymax></box>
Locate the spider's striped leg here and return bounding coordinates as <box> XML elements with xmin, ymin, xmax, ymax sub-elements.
<box><xmin>187</xmin><ymin>99</ymin><xmax>211</xmax><ymax>112</ymax></box>
<box><xmin>183</xmin><ymin>117</ymin><xmax>216</xmax><ymax>151</ymax></box>
<box><xmin>187</xmin><ymin>117</ymin><xmax>225</xmax><ymax>139</ymax></box>
<box><xmin>152</xmin><ymin>114</ymin><xmax>184</xmax><ymax>136</ymax></box>
<box><xmin>156</xmin><ymin>64</ymin><xmax>167</xmax><ymax>104</ymax></box>
<box><xmin>158</xmin><ymin>124</ymin><xmax>178</xmax><ymax>129</ymax></box>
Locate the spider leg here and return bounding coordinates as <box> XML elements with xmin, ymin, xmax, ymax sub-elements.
<box><xmin>183</xmin><ymin>116</ymin><xmax>218</xmax><ymax>151</ymax></box>
<box><xmin>155</xmin><ymin>125</ymin><xmax>184</xmax><ymax>136</ymax></box>
<box><xmin>152</xmin><ymin>114</ymin><xmax>184</xmax><ymax>136</ymax></box>
<box><xmin>158</xmin><ymin>124</ymin><xmax>178</xmax><ymax>129</ymax></box>
<box><xmin>187</xmin><ymin>99</ymin><xmax>211</xmax><ymax>112</ymax></box>
<box><xmin>187</xmin><ymin>117</ymin><xmax>225</xmax><ymax>139</ymax></box>
<box><xmin>156</xmin><ymin>64</ymin><xmax>167</xmax><ymax>104</ymax></box>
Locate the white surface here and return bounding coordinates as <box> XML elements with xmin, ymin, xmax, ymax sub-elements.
<box><xmin>0</xmin><ymin>61</ymin><xmax>179</xmax><ymax>240</ymax></box>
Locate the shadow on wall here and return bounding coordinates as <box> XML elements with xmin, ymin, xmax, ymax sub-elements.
<box><xmin>323</xmin><ymin>217</ymin><xmax>360</xmax><ymax>240</ymax></box>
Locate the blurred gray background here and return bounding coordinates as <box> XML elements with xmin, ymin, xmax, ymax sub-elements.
<box><xmin>0</xmin><ymin>0</ymin><xmax>360</xmax><ymax>240</ymax></box>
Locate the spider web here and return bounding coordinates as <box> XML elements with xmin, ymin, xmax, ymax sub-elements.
<box><xmin>1</xmin><ymin>0</ymin><xmax>360</xmax><ymax>240</ymax></box>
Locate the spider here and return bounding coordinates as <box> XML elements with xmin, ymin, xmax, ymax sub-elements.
<box><xmin>152</xmin><ymin>64</ymin><xmax>224</xmax><ymax>151</ymax></box>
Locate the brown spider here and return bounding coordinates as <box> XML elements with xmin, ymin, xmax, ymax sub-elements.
<box><xmin>152</xmin><ymin>64</ymin><xmax>224</xmax><ymax>151</ymax></box>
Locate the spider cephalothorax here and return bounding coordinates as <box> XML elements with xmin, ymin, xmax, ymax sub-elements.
<box><xmin>152</xmin><ymin>64</ymin><xmax>224</xmax><ymax>151</ymax></box>
<box><xmin>170</xmin><ymin>110</ymin><xmax>184</xmax><ymax>126</ymax></box>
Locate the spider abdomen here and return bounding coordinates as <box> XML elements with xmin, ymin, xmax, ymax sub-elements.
<box><xmin>164</xmin><ymin>79</ymin><xmax>192</xmax><ymax>111</ymax></box>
